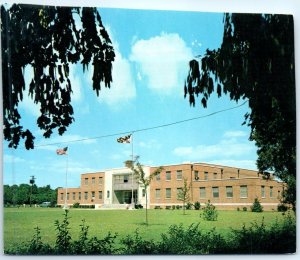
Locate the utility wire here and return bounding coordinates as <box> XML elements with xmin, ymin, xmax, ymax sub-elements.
<box><xmin>34</xmin><ymin>100</ymin><xmax>249</xmax><ymax>148</ymax></box>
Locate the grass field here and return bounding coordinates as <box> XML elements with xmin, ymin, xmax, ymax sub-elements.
<box><xmin>3</xmin><ymin>207</ymin><xmax>285</xmax><ymax>250</ymax></box>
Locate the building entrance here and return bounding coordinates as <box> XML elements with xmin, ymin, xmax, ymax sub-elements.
<box><xmin>113</xmin><ymin>190</ymin><xmax>137</xmax><ymax>204</ymax></box>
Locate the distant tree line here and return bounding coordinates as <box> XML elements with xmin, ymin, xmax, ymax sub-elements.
<box><xmin>3</xmin><ymin>184</ymin><xmax>58</xmax><ymax>206</ymax></box>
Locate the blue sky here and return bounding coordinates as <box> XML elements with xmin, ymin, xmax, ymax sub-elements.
<box><xmin>2</xmin><ymin>7</ymin><xmax>258</xmax><ymax>189</ymax></box>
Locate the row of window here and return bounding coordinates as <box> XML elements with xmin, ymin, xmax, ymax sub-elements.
<box><xmin>154</xmin><ymin>185</ymin><xmax>277</xmax><ymax>200</ymax></box>
<box><xmin>156</xmin><ymin>170</ymin><xmax>183</xmax><ymax>181</ymax></box>
<box><xmin>60</xmin><ymin>191</ymin><xmax>103</xmax><ymax>201</ymax></box>
<box><xmin>155</xmin><ymin>170</ymin><xmax>226</xmax><ymax>181</ymax></box>
<box><xmin>83</xmin><ymin>177</ymin><xmax>103</xmax><ymax>186</ymax></box>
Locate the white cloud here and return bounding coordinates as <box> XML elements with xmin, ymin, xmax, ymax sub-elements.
<box><xmin>69</xmin><ymin>64</ymin><xmax>82</xmax><ymax>102</ymax></box>
<box><xmin>173</xmin><ymin>131</ymin><xmax>255</xmax><ymax>162</ymax></box>
<box><xmin>85</xmin><ymin>27</ymin><xmax>136</xmax><ymax>106</ymax></box>
<box><xmin>207</xmin><ymin>160</ymin><xmax>258</xmax><ymax>171</ymax></box>
<box><xmin>19</xmin><ymin>65</ymin><xmax>41</xmax><ymax>116</ymax></box>
<box><xmin>223</xmin><ymin>130</ymin><xmax>248</xmax><ymax>138</ymax></box>
<box><xmin>138</xmin><ymin>139</ymin><xmax>161</xmax><ymax>149</ymax></box>
<box><xmin>130</xmin><ymin>32</ymin><xmax>193</xmax><ymax>94</ymax></box>
<box><xmin>4</xmin><ymin>154</ymin><xmax>25</xmax><ymax>163</ymax></box>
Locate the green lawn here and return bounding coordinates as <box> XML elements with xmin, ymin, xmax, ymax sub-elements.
<box><xmin>3</xmin><ymin>207</ymin><xmax>285</xmax><ymax>250</ymax></box>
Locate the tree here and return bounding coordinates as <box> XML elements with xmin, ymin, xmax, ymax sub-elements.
<box><xmin>251</xmin><ymin>198</ymin><xmax>263</xmax><ymax>212</ymax></box>
<box><xmin>1</xmin><ymin>4</ymin><xmax>115</xmax><ymax>149</ymax></box>
<box><xmin>184</xmin><ymin>14</ymin><xmax>296</xmax><ymax>210</ymax></box>
<box><xmin>177</xmin><ymin>178</ymin><xmax>190</xmax><ymax>215</ymax></box>
<box><xmin>125</xmin><ymin>156</ymin><xmax>163</xmax><ymax>225</ymax></box>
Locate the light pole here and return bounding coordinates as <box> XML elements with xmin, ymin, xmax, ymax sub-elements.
<box><xmin>29</xmin><ymin>176</ymin><xmax>35</xmax><ymax>207</ymax></box>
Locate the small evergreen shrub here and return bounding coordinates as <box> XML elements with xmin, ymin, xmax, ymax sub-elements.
<box><xmin>186</xmin><ymin>202</ymin><xmax>193</xmax><ymax>210</ymax></box>
<box><xmin>277</xmin><ymin>203</ymin><xmax>288</xmax><ymax>212</ymax></box>
<box><xmin>194</xmin><ymin>201</ymin><xmax>201</xmax><ymax>210</ymax></box>
<box><xmin>73</xmin><ymin>202</ymin><xmax>80</xmax><ymax>208</ymax></box>
<box><xmin>251</xmin><ymin>198</ymin><xmax>263</xmax><ymax>212</ymax></box>
<box><xmin>201</xmin><ymin>201</ymin><xmax>218</xmax><ymax>221</ymax></box>
<box><xmin>172</xmin><ymin>205</ymin><xmax>176</xmax><ymax>210</ymax></box>
<box><xmin>176</xmin><ymin>205</ymin><xmax>180</xmax><ymax>210</ymax></box>
<box><xmin>237</xmin><ymin>207</ymin><xmax>240</xmax><ymax>211</ymax></box>
<box><xmin>243</xmin><ymin>207</ymin><xmax>247</xmax><ymax>212</ymax></box>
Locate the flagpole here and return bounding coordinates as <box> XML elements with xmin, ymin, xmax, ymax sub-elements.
<box><xmin>64</xmin><ymin>150</ymin><xmax>69</xmax><ymax>210</ymax></box>
<box><xmin>131</xmin><ymin>133</ymin><xmax>134</xmax><ymax>207</ymax></box>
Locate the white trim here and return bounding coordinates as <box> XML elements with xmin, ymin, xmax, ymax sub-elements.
<box><xmin>150</xmin><ymin>202</ymin><xmax>279</xmax><ymax>206</ymax></box>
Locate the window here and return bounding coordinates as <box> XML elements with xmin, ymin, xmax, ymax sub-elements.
<box><xmin>84</xmin><ymin>178</ymin><xmax>88</xmax><ymax>185</ymax></box>
<box><xmin>156</xmin><ymin>173</ymin><xmax>161</xmax><ymax>181</ymax></box>
<box><xmin>177</xmin><ymin>188</ymin><xmax>183</xmax><ymax>196</ymax></box>
<box><xmin>270</xmin><ymin>186</ymin><xmax>273</xmax><ymax>198</ymax></box>
<box><xmin>78</xmin><ymin>192</ymin><xmax>81</xmax><ymax>200</ymax></box>
<box><xmin>240</xmin><ymin>185</ymin><xmax>248</xmax><ymax>198</ymax></box>
<box><xmin>204</xmin><ymin>171</ymin><xmax>208</xmax><ymax>180</ymax></box>
<box><xmin>60</xmin><ymin>193</ymin><xmax>64</xmax><ymax>200</ymax></box>
<box><xmin>142</xmin><ymin>189</ymin><xmax>146</xmax><ymax>197</ymax></box>
<box><xmin>92</xmin><ymin>177</ymin><xmax>95</xmax><ymax>184</ymax></box>
<box><xmin>261</xmin><ymin>186</ymin><xmax>265</xmax><ymax>198</ymax></box>
<box><xmin>213</xmin><ymin>172</ymin><xmax>218</xmax><ymax>179</ymax></box>
<box><xmin>91</xmin><ymin>191</ymin><xmax>95</xmax><ymax>199</ymax></box>
<box><xmin>84</xmin><ymin>192</ymin><xmax>88</xmax><ymax>200</ymax></box>
<box><xmin>212</xmin><ymin>187</ymin><xmax>219</xmax><ymax>198</ymax></box>
<box><xmin>99</xmin><ymin>177</ymin><xmax>103</xmax><ymax>185</ymax></box>
<box><xmin>107</xmin><ymin>190</ymin><xmax>110</xmax><ymax>198</ymax></box>
<box><xmin>98</xmin><ymin>191</ymin><xmax>103</xmax><ymax>200</ymax></box>
<box><xmin>226</xmin><ymin>186</ymin><xmax>233</xmax><ymax>198</ymax></box>
<box><xmin>194</xmin><ymin>171</ymin><xmax>199</xmax><ymax>180</ymax></box>
<box><xmin>200</xmin><ymin>187</ymin><xmax>206</xmax><ymax>198</ymax></box>
<box><xmin>124</xmin><ymin>175</ymin><xmax>129</xmax><ymax>183</ymax></box>
<box><xmin>166</xmin><ymin>188</ymin><xmax>171</xmax><ymax>199</ymax></box>
<box><xmin>166</xmin><ymin>171</ymin><xmax>171</xmax><ymax>181</ymax></box>
<box><xmin>176</xmin><ymin>170</ymin><xmax>182</xmax><ymax>180</ymax></box>
<box><xmin>155</xmin><ymin>189</ymin><xmax>161</xmax><ymax>199</ymax></box>
<box><xmin>72</xmin><ymin>192</ymin><xmax>76</xmax><ymax>200</ymax></box>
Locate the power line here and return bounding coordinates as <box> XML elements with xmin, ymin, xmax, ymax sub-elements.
<box><xmin>34</xmin><ymin>100</ymin><xmax>249</xmax><ymax>148</ymax></box>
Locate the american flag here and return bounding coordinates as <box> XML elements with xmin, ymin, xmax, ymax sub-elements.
<box><xmin>56</xmin><ymin>147</ymin><xmax>68</xmax><ymax>155</ymax></box>
<box><xmin>117</xmin><ymin>134</ymin><xmax>132</xmax><ymax>144</ymax></box>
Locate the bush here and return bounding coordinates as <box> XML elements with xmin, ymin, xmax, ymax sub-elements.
<box><xmin>242</xmin><ymin>207</ymin><xmax>247</xmax><ymax>212</ymax></box>
<box><xmin>172</xmin><ymin>205</ymin><xmax>176</xmax><ymax>210</ymax></box>
<box><xmin>201</xmin><ymin>201</ymin><xmax>218</xmax><ymax>221</ymax></box>
<box><xmin>277</xmin><ymin>203</ymin><xmax>288</xmax><ymax>212</ymax></box>
<box><xmin>175</xmin><ymin>205</ymin><xmax>180</xmax><ymax>210</ymax></box>
<box><xmin>251</xmin><ymin>198</ymin><xmax>263</xmax><ymax>212</ymax></box>
<box><xmin>229</xmin><ymin>214</ymin><xmax>296</xmax><ymax>254</ymax></box>
<box><xmin>73</xmin><ymin>202</ymin><xmax>80</xmax><ymax>208</ymax></box>
<box><xmin>158</xmin><ymin>223</ymin><xmax>228</xmax><ymax>254</ymax></box>
<box><xmin>186</xmin><ymin>202</ymin><xmax>193</xmax><ymax>210</ymax></box>
<box><xmin>5</xmin><ymin>209</ymin><xmax>296</xmax><ymax>255</ymax></box>
<box><xmin>237</xmin><ymin>207</ymin><xmax>240</xmax><ymax>211</ymax></box>
<box><xmin>135</xmin><ymin>204</ymin><xmax>143</xmax><ymax>209</ymax></box>
<box><xmin>194</xmin><ymin>201</ymin><xmax>201</xmax><ymax>210</ymax></box>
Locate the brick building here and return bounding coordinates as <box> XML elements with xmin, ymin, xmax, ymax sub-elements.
<box><xmin>57</xmin><ymin>162</ymin><xmax>284</xmax><ymax>211</ymax></box>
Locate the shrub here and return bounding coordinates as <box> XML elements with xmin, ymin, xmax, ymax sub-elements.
<box><xmin>277</xmin><ymin>203</ymin><xmax>288</xmax><ymax>212</ymax></box>
<box><xmin>121</xmin><ymin>229</ymin><xmax>157</xmax><ymax>254</ymax></box>
<box><xmin>73</xmin><ymin>202</ymin><xmax>80</xmax><ymax>208</ymax></box>
<box><xmin>194</xmin><ymin>201</ymin><xmax>201</xmax><ymax>210</ymax></box>
<box><xmin>201</xmin><ymin>201</ymin><xmax>218</xmax><ymax>221</ymax></box>
<box><xmin>243</xmin><ymin>207</ymin><xmax>247</xmax><ymax>212</ymax></box>
<box><xmin>237</xmin><ymin>207</ymin><xmax>240</xmax><ymax>211</ymax></box>
<box><xmin>175</xmin><ymin>205</ymin><xmax>180</xmax><ymax>210</ymax></box>
<box><xmin>186</xmin><ymin>202</ymin><xmax>193</xmax><ymax>210</ymax></box>
<box><xmin>135</xmin><ymin>204</ymin><xmax>143</xmax><ymax>209</ymax></box>
<box><xmin>171</xmin><ymin>205</ymin><xmax>176</xmax><ymax>210</ymax></box>
<box><xmin>251</xmin><ymin>198</ymin><xmax>263</xmax><ymax>212</ymax></box>
<box><xmin>229</xmin><ymin>214</ymin><xmax>296</xmax><ymax>254</ymax></box>
<box><xmin>158</xmin><ymin>223</ymin><xmax>228</xmax><ymax>254</ymax></box>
